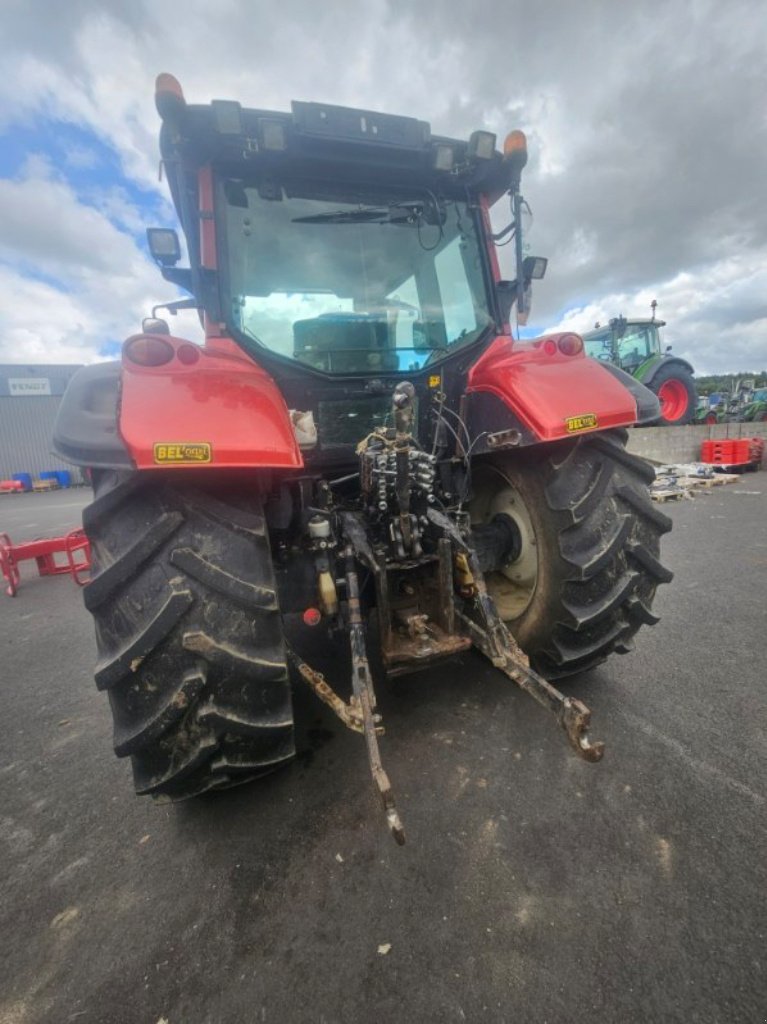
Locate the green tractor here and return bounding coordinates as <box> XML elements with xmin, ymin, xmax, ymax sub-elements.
<box><xmin>582</xmin><ymin>303</ymin><xmax>696</xmax><ymax>426</ymax></box>
<box><xmin>696</xmin><ymin>379</ymin><xmax>767</xmax><ymax>424</ymax></box>
<box><xmin>742</xmin><ymin>386</ymin><xmax>767</xmax><ymax>422</ymax></box>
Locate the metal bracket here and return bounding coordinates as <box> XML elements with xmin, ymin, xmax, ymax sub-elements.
<box><xmin>344</xmin><ymin>547</ymin><xmax>406</xmax><ymax>845</ymax></box>
<box><xmin>456</xmin><ymin>612</ymin><xmax>604</xmax><ymax>762</ymax></box>
<box><xmin>427</xmin><ymin>506</ymin><xmax>605</xmax><ymax>763</ymax></box>
<box><xmin>286</xmin><ymin>544</ymin><xmax>405</xmax><ymax>845</ymax></box>
<box><xmin>287</xmin><ymin>646</ymin><xmax>371</xmax><ymax>735</ymax></box>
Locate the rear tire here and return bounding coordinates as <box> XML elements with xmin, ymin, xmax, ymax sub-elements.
<box><xmin>83</xmin><ymin>472</ymin><xmax>295</xmax><ymax>800</ymax></box>
<box><xmin>470</xmin><ymin>430</ymin><xmax>673</xmax><ymax>679</ymax></box>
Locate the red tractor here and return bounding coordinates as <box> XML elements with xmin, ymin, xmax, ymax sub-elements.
<box><xmin>54</xmin><ymin>76</ymin><xmax>671</xmax><ymax>842</ymax></box>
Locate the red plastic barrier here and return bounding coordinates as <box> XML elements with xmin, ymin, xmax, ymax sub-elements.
<box><xmin>701</xmin><ymin>437</ymin><xmax>764</xmax><ymax>467</ymax></box>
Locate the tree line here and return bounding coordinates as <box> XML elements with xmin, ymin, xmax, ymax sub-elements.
<box><xmin>695</xmin><ymin>372</ymin><xmax>767</xmax><ymax>395</ymax></box>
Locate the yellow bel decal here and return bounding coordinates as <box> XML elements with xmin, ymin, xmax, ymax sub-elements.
<box><xmin>428</xmin><ymin>374</ymin><xmax>442</xmax><ymax>389</ymax></box>
<box><xmin>565</xmin><ymin>414</ymin><xmax>598</xmax><ymax>433</ymax></box>
<box><xmin>153</xmin><ymin>442</ymin><xmax>212</xmax><ymax>464</ymax></box>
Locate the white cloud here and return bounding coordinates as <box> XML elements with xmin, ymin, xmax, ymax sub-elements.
<box><xmin>545</xmin><ymin>253</ymin><xmax>767</xmax><ymax>375</ymax></box>
<box><xmin>0</xmin><ymin>163</ymin><xmax>196</xmax><ymax>365</ymax></box>
<box><xmin>0</xmin><ymin>0</ymin><xmax>764</xmax><ymax>372</ymax></box>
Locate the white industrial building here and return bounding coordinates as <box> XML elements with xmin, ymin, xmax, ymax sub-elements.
<box><xmin>0</xmin><ymin>364</ymin><xmax>84</xmax><ymax>482</ymax></box>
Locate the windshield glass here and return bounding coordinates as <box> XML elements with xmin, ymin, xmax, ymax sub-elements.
<box><xmin>219</xmin><ymin>180</ymin><xmax>491</xmax><ymax>374</ymax></box>
<box><xmin>616</xmin><ymin>325</ymin><xmax>658</xmax><ymax>369</ymax></box>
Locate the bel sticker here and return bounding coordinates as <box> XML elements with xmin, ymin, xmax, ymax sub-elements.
<box><xmin>153</xmin><ymin>443</ymin><xmax>212</xmax><ymax>464</ymax></box>
<box><xmin>565</xmin><ymin>414</ymin><xmax>598</xmax><ymax>433</ymax></box>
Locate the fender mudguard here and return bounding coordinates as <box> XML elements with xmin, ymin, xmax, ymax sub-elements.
<box><xmin>53</xmin><ymin>337</ymin><xmax>304</xmax><ymax>471</ymax></box>
<box><xmin>466</xmin><ymin>334</ymin><xmax>644</xmax><ymax>442</ymax></box>
<box><xmin>638</xmin><ymin>355</ymin><xmax>695</xmax><ymax>386</ymax></box>
<box><xmin>120</xmin><ymin>335</ymin><xmax>303</xmax><ymax>470</ymax></box>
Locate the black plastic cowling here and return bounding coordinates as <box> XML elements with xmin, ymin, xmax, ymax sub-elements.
<box><xmin>52</xmin><ymin>362</ymin><xmax>133</xmax><ymax>469</ymax></box>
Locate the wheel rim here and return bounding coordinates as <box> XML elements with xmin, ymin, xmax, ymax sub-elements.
<box><xmin>657</xmin><ymin>379</ymin><xmax>689</xmax><ymax>421</ymax></box>
<box><xmin>470</xmin><ymin>473</ymin><xmax>538</xmax><ymax>619</ymax></box>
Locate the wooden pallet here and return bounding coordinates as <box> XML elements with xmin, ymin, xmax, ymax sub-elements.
<box><xmin>677</xmin><ymin>474</ymin><xmax>740</xmax><ymax>489</ymax></box>
<box><xmin>651</xmin><ymin>488</ymin><xmax>687</xmax><ymax>503</ymax></box>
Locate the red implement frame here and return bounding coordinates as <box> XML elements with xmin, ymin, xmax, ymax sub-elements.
<box><xmin>0</xmin><ymin>530</ymin><xmax>91</xmax><ymax>597</ymax></box>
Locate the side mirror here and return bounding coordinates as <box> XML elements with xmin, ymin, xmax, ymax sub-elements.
<box><xmin>146</xmin><ymin>227</ymin><xmax>181</xmax><ymax>267</ymax></box>
<box><xmin>142</xmin><ymin>317</ymin><xmax>171</xmax><ymax>335</ymax></box>
<box><xmin>497</xmin><ymin>255</ymin><xmax>548</xmax><ymax>325</ymax></box>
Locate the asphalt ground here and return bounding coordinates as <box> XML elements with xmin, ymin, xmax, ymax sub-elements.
<box><xmin>0</xmin><ymin>482</ymin><xmax>765</xmax><ymax>1024</ymax></box>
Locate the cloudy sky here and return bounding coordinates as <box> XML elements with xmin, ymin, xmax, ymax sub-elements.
<box><xmin>0</xmin><ymin>0</ymin><xmax>765</xmax><ymax>373</ymax></box>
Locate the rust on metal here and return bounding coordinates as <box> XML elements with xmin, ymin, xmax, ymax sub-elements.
<box><xmin>427</xmin><ymin>506</ymin><xmax>604</xmax><ymax>763</ymax></box>
<box><xmin>345</xmin><ymin>546</ymin><xmax>406</xmax><ymax>845</ymax></box>
<box><xmin>287</xmin><ymin>646</ymin><xmax>371</xmax><ymax>735</ymax></box>
<box><xmin>455</xmin><ymin>609</ymin><xmax>604</xmax><ymax>762</ymax></box>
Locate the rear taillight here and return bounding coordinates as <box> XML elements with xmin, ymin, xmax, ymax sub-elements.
<box><xmin>557</xmin><ymin>334</ymin><xmax>584</xmax><ymax>356</ymax></box>
<box><xmin>124</xmin><ymin>336</ymin><xmax>175</xmax><ymax>366</ymax></box>
<box><xmin>543</xmin><ymin>339</ymin><xmax>558</xmax><ymax>355</ymax></box>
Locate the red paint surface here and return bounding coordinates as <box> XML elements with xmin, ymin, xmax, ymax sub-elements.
<box><xmin>467</xmin><ymin>334</ymin><xmax>638</xmax><ymax>440</ymax></box>
<box><xmin>120</xmin><ymin>334</ymin><xmax>303</xmax><ymax>470</ymax></box>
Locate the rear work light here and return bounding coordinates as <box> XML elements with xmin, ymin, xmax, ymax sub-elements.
<box><xmin>124</xmin><ymin>336</ymin><xmax>175</xmax><ymax>367</ymax></box>
<box><xmin>557</xmin><ymin>334</ymin><xmax>584</xmax><ymax>356</ymax></box>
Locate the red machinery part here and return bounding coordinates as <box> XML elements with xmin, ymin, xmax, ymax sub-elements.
<box><xmin>0</xmin><ymin>530</ymin><xmax>91</xmax><ymax>597</ymax></box>
<box><xmin>467</xmin><ymin>334</ymin><xmax>638</xmax><ymax>441</ymax></box>
<box><xmin>120</xmin><ymin>334</ymin><xmax>304</xmax><ymax>470</ymax></box>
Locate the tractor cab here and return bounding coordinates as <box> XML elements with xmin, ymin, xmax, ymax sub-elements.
<box><xmin>148</xmin><ymin>83</ymin><xmax>528</xmax><ymax>386</ymax></box>
<box><xmin>583</xmin><ymin>317</ymin><xmax>664</xmax><ymax>373</ymax></box>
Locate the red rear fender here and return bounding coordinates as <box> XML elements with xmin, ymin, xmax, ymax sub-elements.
<box><xmin>119</xmin><ymin>335</ymin><xmax>303</xmax><ymax>470</ymax></box>
<box><xmin>467</xmin><ymin>334</ymin><xmax>638</xmax><ymax>441</ymax></box>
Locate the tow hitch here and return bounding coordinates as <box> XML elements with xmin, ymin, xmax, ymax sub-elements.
<box><xmin>291</xmin><ymin>508</ymin><xmax>604</xmax><ymax>846</ymax></box>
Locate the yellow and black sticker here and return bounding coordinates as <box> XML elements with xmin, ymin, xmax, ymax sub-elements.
<box><xmin>153</xmin><ymin>442</ymin><xmax>212</xmax><ymax>464</ymax></box>
<box><xmin>428</xmin><ymin>374</ymin><xmax>442</xmax><ymax>389</ymax></box>
<box><xmin>565</xmin><ymin>414</ymin><xmax>598</xmax><ymax>433</ymax></box>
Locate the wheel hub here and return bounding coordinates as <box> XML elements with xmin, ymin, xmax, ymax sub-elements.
<box><xmin>657</xmin><ymin>378</ymin><xmax>689</xmax><ymax>421</ymax></box>
<box><xmin>471</xmin><ymin>478</ymin><xmax>538</xmax><ymax>619</ymax></box>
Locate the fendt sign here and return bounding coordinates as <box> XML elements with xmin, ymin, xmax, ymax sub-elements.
<box><xmin>8</xmin><ymin>378</ymin><xmax>52</xmax><ymax>396</ymax></box>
